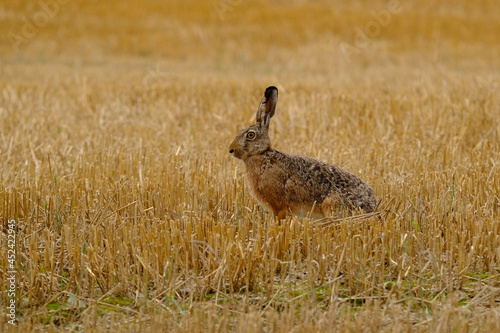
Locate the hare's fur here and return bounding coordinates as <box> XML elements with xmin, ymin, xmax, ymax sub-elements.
<box><xmin>229</xmin><ymin>86</ymin><xmax>377</xmax><ymax>220</ymax></box>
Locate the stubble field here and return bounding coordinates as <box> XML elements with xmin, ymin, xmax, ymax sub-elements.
<box><xmin>1</xmin><ymin>0</ymin><xmax>500</xmax><ymax>331</ymax></box>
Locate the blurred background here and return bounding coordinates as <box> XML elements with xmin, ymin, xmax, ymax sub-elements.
<box><xmin>2</xmin><ymin>0</ymin><xmax>499</xmax><ymax>81</ymax></box>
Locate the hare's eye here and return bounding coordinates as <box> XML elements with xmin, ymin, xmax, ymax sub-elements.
<box><xmin>246</xmin><ymin>131</ymin><xmax>256</xmax><ymax>140</ymax></box>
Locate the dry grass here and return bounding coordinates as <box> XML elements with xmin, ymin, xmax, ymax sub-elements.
<box><xmin>1</xmin><ymin>0</ymin><xmax>500</xmax><ymax>331</ymax></box>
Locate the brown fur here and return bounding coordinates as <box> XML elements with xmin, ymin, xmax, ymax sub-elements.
<box><xmin>229</xmin><ymin>86</ymin><xmax>377</xmax><ymax>219</ymax></box>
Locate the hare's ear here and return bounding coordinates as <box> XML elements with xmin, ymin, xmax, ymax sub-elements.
<box><xmin>256</xmin><ymin>86</ymin><xmax>278</xmax><ymax>129</ymax></box>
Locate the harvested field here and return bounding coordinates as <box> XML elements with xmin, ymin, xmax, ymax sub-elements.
<box><xmin>1</xmin><ymin>0</ymin><xmax>499</xmax><ymax>331</ymax></box>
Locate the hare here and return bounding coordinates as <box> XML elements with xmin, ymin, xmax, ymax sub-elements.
<box><xmin>229</xmin><ymin>86</ymin><xmax>377</xmax><ymax>220</ymax></box>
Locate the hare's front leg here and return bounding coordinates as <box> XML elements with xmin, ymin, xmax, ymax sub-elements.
<box><xmin>271</xmin><ymin>207</ymin><xmax>288</xmax><ymax>220</ymax></box>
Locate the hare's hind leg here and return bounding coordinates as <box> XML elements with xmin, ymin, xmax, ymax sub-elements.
<box><xmin>320</xmin><ymin>193</ymin><xmax>346</xmax><ymax>218</ymax></box>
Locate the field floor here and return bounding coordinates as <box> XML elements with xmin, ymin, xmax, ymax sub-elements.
<box><xmin>1</xmin><ymin>0</ymin><xmax>500</xmax><ymax>332</ymax></box>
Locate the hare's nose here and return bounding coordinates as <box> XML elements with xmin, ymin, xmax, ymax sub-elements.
<box><xmin>229</xmin><ymin>149</ymin><xmax>234</xmax><ymax>154</ymax></box>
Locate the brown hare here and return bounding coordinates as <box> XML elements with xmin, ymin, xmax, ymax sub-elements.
<box><xmin>229</xmin><ymin>86</ymin><xmax>377</xmax><ymax>220</ymax></box>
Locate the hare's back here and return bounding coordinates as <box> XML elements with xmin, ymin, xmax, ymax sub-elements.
<box><xmin>269</xmin><ymin>151</ymin><xmax>376</xmax><ymax>211</ymax></box>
